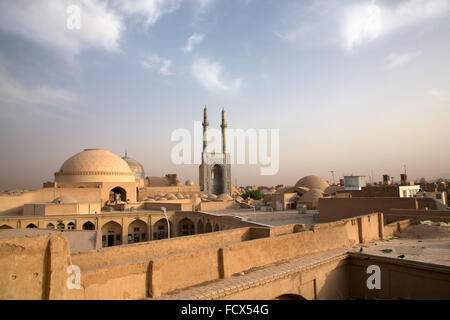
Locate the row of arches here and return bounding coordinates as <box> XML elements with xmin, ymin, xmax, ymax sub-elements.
<box><xmin>0</xmin><ymin>217</ymin><xmax>228</xmax><ymax>248</ymax></box>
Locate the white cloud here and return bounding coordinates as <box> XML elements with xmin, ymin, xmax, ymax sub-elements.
<box><xmin>182</xmin><ymin>33</ymin><xmax>205</xmax><ymax>53</ymax></box>
<box><xmin>387</xmin><ymin>51</ymin><xmax>421</xmax><ymax>69</ymax></box>
<box><xmin>140</xmin><ymin>54</ymin><xmax>173</xmax><ymax>76</ymax></box>
<box><xmin>341</xmin><ymin>0</ymin><xmax>450</xmax><ymax>51</ymax></box>
<box><xmin>276</xmin><ymin>0</ymin><xmax>450</xmax><ymax>51</ymax></box>
<box><xmin>112</xmin><ymin>0</ymin><xmax>181</xmax><ymax>27</ymax></box>
<box><xmin>342</xmin><ymin>3</ymin><xmax>382</xmax><ymax>50</ymax></box>
<box><xmin>0</xmin><ymin>0</ymin><xmax>123</xmax><ymax>58</ymax></box>
<box><xmin>191</xmin><ymin>58</ymin><xmax>242</xmax><ymax>93</ymax></box>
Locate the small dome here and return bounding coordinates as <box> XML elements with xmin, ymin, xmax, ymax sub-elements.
<box><xmin>208</xmin><ymin>194</ymin><xmax>218</xmax><ymax>201</ymax></box>
<box><xmin>185</xmin><ymin>179</ymin><xmax>195</xmax><ymax>186</ymax></box>
<box><xmin>176</xmin><ymin>192</ymin><xmax>184</xmax><ymax>199</ymax></box>
<box><xmin>299</xmin><ymin>188</ymin><xmax>324</xmax><ymax>208</ymax></box>
<box><xmin>217</xmin><ymin>193</ymin><xmax>233</xmax><ymax>201</ymax></box>
<box><xmin>122</xmin><ymin>153</ymin><xmax>145</xmax><ymax>179</ymax></box>
<box><xmin>166</xmin><ymin>193</ymin><xmax>177</xmax><ymax>200</ymax></box>
<box><xmin>295</xmin><ymin>175</ymin><xmax>329</xmax><ymax>192</ymax></box>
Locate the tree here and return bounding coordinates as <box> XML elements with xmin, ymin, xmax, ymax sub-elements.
<box><xmin>241</xmin><ymin>190</ymin><xmax>263</xmax><ymax>200</ymax></box>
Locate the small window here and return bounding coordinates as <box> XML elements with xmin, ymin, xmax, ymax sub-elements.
<box><xmin>134</xmin><ymin>227</ymin><xmax>140</xmax><ymax>232</ymax></box>
<box><xmin>116</xmin><ymin>234</ymin><xmax>121</xmax><ymax>241</ymax></box>
<box><xmin>102</xmin><ymin>236</ymin><xmax>106</xmax><ymax>241</ymax></box>
<box><xmin>141</xmin><ymin>233</ymin><xmax>146</xmax><ymax>240</ymax></box>
<box><xmin>108</xmin><ymin>228</ymin><xmax>115</xmax><ymax>233</ymax></box>
<box><xmin>436</xmin><ymin>194</ymin><xmax>442</xmax><ymax>199</ymax></box>
<box><xmin>158</xmin><ymin>225</ymin><xmax>164</xmax><ymax>231</ymax></box>
<box><xmin>128</xmin><ymin>234</ymin><xmax>132</xmax><ymax>241</ymax></box>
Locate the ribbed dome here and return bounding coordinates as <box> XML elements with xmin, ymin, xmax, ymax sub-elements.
<box><xmin>55</xmin><ymin>149</ymin><xmax>134</xmax><ymax>183</ymax></box>
<box><xmin>122</xmin><ymin>153</ymin><xmax>145</xmax><ymax>179</ymax></box>
<box><xmin>295</xmin><ymin>175</ymin><xmax>329</xmax><ymax>192</ymax></box>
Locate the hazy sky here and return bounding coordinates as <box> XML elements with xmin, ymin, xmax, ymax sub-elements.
<box><xmin>0</xmin><ymin>0</ymin><xmax>449</xmax><ymax>190</ymax></box>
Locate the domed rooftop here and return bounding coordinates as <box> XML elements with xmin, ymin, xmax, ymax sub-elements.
<box><xmin>55</xmin><ymin>149</ymin><xmax>134</xmax><ymax>183</ymax></box>
<box><xmin>295</xmin><ymin>175</ymin><xmax>329</xmax><ymax>192</ymax></box>
<box><xmin>299</xmin><ymin>188</ymin><xmax>324</xmax><ymax>209</ymax></box>
<box><xmin>122</xmin><ymin>152</ymin><xmax>145</xmax><ymax>179</ymax></box>
<box><xmin>185</xmin><ymin>179</ymin><xmax>195</xmax><ymax>186</ymax></box>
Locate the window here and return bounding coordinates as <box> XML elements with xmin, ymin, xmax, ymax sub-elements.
<box><xmin>116</xmin><ymin>234</ymin><xmax>121</xmax><ymax>241</ymax></box>
<box><xmin>134</xmin><ymin>227</ymin><xmax>140</xmax><ymax>232</ymax></box>
<box><xmin>158</xmin><ymin>225</ymin><xmax>165</xmax><ymax>231</ymax></box>
<box><xmin>436</xmin><ymin>194</ymin><xmax>442</xmax><ymax>200</ymax></box>
<box><xmin>108</xmin><ymin>228</ymin><xmax>115</xmax><ymax>233</ymax></box>
<box><xmin>141</xmin><ymin>233</ymin><xmax>146</xmax><ymax>240</ymax></box>
<box><xmin>67</xmin><ymin>222</ymin><xmax>75</xmax><ymax>230</ymax></box>
<box><xmin>128</xmin><ymin>234</ymin><xmax>132</xmax><ymax>242</ymax></box>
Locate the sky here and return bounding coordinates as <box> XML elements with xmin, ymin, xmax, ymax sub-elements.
<box><xmin>0</xmin><ymin>0</ymin><xmax>449</xmax><ymax>190</ymax></box>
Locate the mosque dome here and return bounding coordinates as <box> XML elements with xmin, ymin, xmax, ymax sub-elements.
<box><xmin>122</xmin><ymin>153</ymin><xmax>145</xmax><ymax>179</ymax></box>
<box><xmin>295</xmin><ymin>175</ymin><xmax>329</xmax><ymax>192</ymax></box>
<box><xmin>55</xmin><ymin>149</ymin><xmax>134</xmax><ymax>183</ymax></box>
<box><xmin>299</xmin><ymin>188</ymin><xmax>324</xmax><ymax>208</ymax></box>
<box><xmin>185</xmin><ymin>179</ymin><xmax>195</xmax><ymax>186</ymax></box>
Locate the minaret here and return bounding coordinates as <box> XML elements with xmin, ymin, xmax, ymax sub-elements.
<box><xmin>202</xmin><ymin>106</ymin><xmax>209</xmax><ymax>153</ymax></box>
<box><xmin>221</xmin><ymin>108</ymin><xmax>227</xmax><ymax>155</ymax></box>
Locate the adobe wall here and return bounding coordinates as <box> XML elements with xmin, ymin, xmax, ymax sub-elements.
<box><xmin>0</xmin><ymin>234</ymin><xmax>72</xmax><ymax>300</ymax></box>
<box><xmin>143</xmin><ymin>201</ymin><xmax>192</xmax><ymax>212</ymax></box>
<box><xmin>23</xmin><ymin>203</ymin><xmax>102</xmax><ymax>216</ymax></box>
<box><xmin>138</xmin><ymin>186</ymin><xmax>201</xmax><ymax>200</ymax></box>
<box><xmin>349</xmin><ymin>253</ymin><xmax>450</xmax><ymax>299</ymax></box>
<box><xmin>319</xmin><ymin>197</ymin><xmax>417</xmax><ymax>223</ymax></box>
<box><xmin>385</xmin><ymin>208</ymin><xmax>450</xmax><ymax>224</ymax></box>
<box><xmin>0</xmin><ymin>188</ymin><xmax>102</xmax><ymax>216</ymax></box>
<box><xmin>383</xmin><ymin>219</ymin><xmax>413</xmax><ymax>238</ymax></box>
<box><xmin>71</xmin><ymin>227</ymin><xmax>254</xmax><ymax>270</ymax></box>
<box><xmin>0</xmin><ymin>213</ymin><xmax>386</xmax><ymax>300</ymax></box>
<box><xmin>199</xmin><ymin>201</ymin><xmax>239</xmax><ymax>212</ymax></box>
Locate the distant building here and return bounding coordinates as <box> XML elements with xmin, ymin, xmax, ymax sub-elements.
<box><xmin>399</xmin><ymin>185</ymin><xmax>420</xmax><ymax>198</ymax></box>
<box><xmin>344</xmin><ymin>176</ymin><xmax>366</xmax><ymax>191</ymax></box>
<box><xmin>199</xmin><ymin>107</ymin><xmax>232</xmax><ymax>195</ymax></box>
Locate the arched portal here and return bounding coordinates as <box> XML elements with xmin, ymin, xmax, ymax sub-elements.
<box><xmin>128</xmin><ymin>219</ymin><xmax>148</xmax><ymax>244</ymax></box>
<box><xmin>205</xmin><ymin>222</ymin><xmax>212</xmax><ymax>233</ymax></box>
<box><xmin>153</xmin><ymin>218</ymin><xmax>172</xmax><ymax>240</ymax></box>
<box><xmin>0</xmin><ymin>224</ymin><xmax>13</xmax><ymax>229</ymax></box>
<box><xmin>101</xmin><ymin>221</ymin><xmax>122</xmax><ymax>247</ymax></box>
<box><xmin>47</xmin><ymin>223</ymin><xmax>55</xmax><ymax>230</ymax></box>
<box><xmin>67</xmin><ymin>222</ymin><xmax>76</xmax><ymax>230</ymax></box>
<box><xmin>197</xmin><ymin>220</ymin><xmax>204</xmax><ymax>234</ymax></box>
<box><xmin>82</xmin><ymin>221</ymin><xmax>95</xmax><ymax>230</ymax></box>
<box><xmin>214</xmin><ymin>224</ymin><xmax>220</xmax><ymax>232</ymax></box>
<box><xmin>57</xmin><ymin>222</ymin><xmax>65</xmax><ymax>230</ymax></box>
<box><xmin>211</xmin><ymin>165</ymin><xmax>224</xmax><ymax>195</ymax></box>
<box><xmin>178</xmin><ymin>218</ymin><xmax>195</xmax><ymax>236</ymax></box>
<box><xmin>26</xmin><ymin>223</ymin><xmax>38</xmax><ymax>229</ymax></box>
<box><xmin>110</xmin><ymin>187</ymin><xmax>127</xmax><ymax>204</ymax></box>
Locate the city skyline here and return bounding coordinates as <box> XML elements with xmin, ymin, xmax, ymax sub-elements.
<box><xmin>0</xmin><ymin>0</ymin><xmax>449</xmax><ymax>189</ymax></box>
